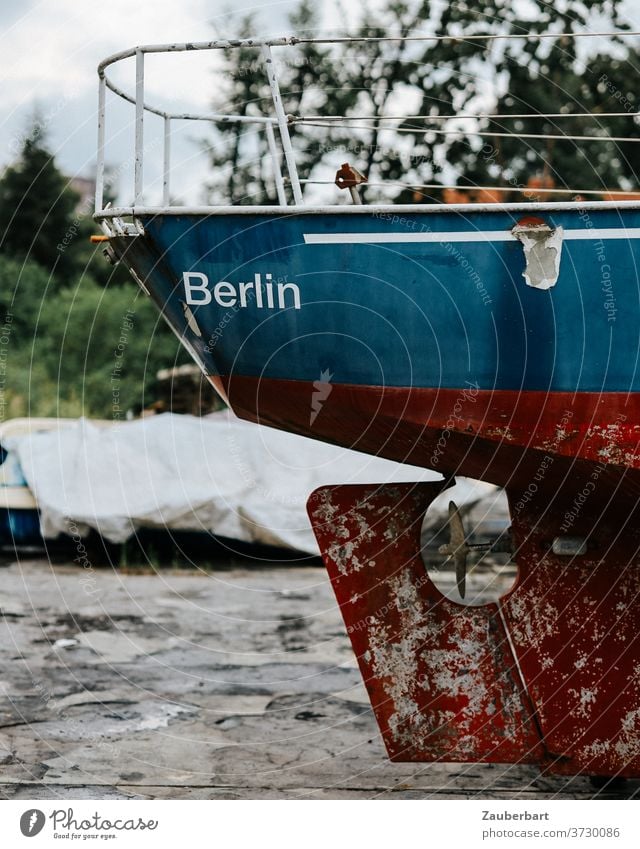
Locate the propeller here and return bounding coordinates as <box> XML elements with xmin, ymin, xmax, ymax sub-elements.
<box><xmin>437</xmin><ymin>501</ymin><xmax>514</xmax><ymax>600</ymax></box>
<box><xmin>438</xmin><ymin>501</ymin><xmax>470</xmax><ymax>599</ymax></box>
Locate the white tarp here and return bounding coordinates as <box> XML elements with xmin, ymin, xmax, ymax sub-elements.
<box><xmin>5</xmin><ymin>412</ymin><xmax>503</xmax><ymax>554</ymax></box>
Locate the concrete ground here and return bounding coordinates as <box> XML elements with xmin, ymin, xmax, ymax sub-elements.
<box><xmin>0</xmin><ymin>557</ymin><xmax>637</xmax><ymax>800</ymax></box>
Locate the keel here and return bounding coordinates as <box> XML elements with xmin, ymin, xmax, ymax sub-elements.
<box><xmin>308</xmin><ymin>481</ymin><xmax>640</xmax><ymax>777</ymax></box>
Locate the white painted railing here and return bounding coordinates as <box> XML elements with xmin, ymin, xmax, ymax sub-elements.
<box><xmin>96</xmin><ymin>32</ymin><xmax>640</xmax><ymax>218</ymax></box>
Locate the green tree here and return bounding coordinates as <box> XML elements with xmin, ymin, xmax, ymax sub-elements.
<box><xmin>0</xmin><ymin>121</ymin><xmax>191</xmax><ymax>421</ymax></box>
<box><xmin>0</xmin><ymin>254</ymin><xmax>67</xmax><ymax>420</ymax></box>
<box><xmin>395</xmin><ymin>0</ymin><xmax>640</xmax><ymax>199</ymax></box>
<box><xmin>36</xmin><ymin>278</ymin><xmax>187</xmax><ymax>418</ymax></box>
<box><xmin>0</xmin><ymin>122</ymin><xmax>130</xmax><ymax>287</ymax></box>
<box><xmin>0</xmin><ymin>124</ymin><xmax>79</xmax><ymax>277</ymax></box>
<box><xmin>206</xmin><ymin>0</ymin><xmax>640</xmax><ymax>203</ymax></box>
<box><xmin>0</xmin><ymin>253</ymin><xmax>54</xmax><ymax>336</ymax></box>
<box><xmin>0</xmin><ymin>254</ymin><xmax>189</xmax><ymax>421</ymax></box>
<box><xmin>204</xmin><ymin>2</ymin><xmax>361</xmax><ymax>204</ymax></box>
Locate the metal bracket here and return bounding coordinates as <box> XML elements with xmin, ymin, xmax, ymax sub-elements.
<box><xmin>335</xmin><ymin>162</ymin><xmax>368</xmax><ymax>204</ymax></box>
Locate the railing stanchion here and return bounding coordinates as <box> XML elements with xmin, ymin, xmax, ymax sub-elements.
<box><xmin>95</xmin><ymin>75</ymin><xmax>106</xmax><ymax>215</ymax></box>
<box><xmin>163</xmin><ymin>116</ymin><xmax>171</xmax><ymax>206</ymax></box>
<box><xmin>134</xmin><ymin>49</ymin><xmax>145</xmax><ymax>204</ymax></box>
<box><xmin>265</xmin><ymin>121</ymin><xmax>287</xmax><ymax>206</ymax></box>
<box><xmin>261</xmin><ymin>44</ymin><xmax>303</xmax><ymax>205</ymax></box>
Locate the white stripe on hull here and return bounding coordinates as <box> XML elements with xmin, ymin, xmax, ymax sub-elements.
<box><xmin>303</xmin><ymin>228</ymin><xmax>640</xmax><ymax>244</ymax></box>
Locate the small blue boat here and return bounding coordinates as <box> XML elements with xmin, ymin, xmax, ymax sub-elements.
<box><xmin>0</xmin><ymin>419</ymin><xmax>64</xmax><ymax>548</ymax></box>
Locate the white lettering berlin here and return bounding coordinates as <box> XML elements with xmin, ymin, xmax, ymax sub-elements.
<box><xmin>183</xmin><ymin>271</ymin><xmax>301</xmax><ymax>310</ymax></box>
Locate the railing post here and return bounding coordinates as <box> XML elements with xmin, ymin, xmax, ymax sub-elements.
<box><xmin>134</xmin><ymin>49</ymin><xmax>145</xmax><ymax>204</ymax></box>
<box><xmin>95</xmin><ymin>75</ymin><xmax>106</xmax><ymax>214</ymax></box>
<box><xmin>265</xmin><ymin>121</ymin><xmax>287</xmax><ymax>206</ymax></box>
<box><xmin>163</xmin><ymin>115</ymin><xmax>171</xmax><ymax>206</ymax></box>
<box><xmin>261</xmin><ymin>44</ymin><xmax>303</xmax><ymax>205</ymax></box>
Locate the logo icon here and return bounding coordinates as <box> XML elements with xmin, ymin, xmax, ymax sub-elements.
<box><xmin>20</xmin><ymin>810</ymin><xmax>45</xmax><ymax>837</ymax></box>
<box><xmin>310</xmin><ymin>369</ymin><xmax>333</xmax><ymax>425</ymax></box>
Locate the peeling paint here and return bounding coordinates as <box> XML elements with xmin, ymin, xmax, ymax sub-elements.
<box><xmin>309</xmin><ymin>482</ymin><xmax>640</xmax><ymax>777</ymax></box>
<box><xmin>584</xmin><ymin>708</ymin><xmax>640</xmax><ymax>764</ymax></box>
<box><xmin>567</xmin><ymin>686</ymin><xmax>598</xmax><ymax>720</ymax></box>
<box><xmin>309</xmin><ymin>482</ymin><xmax>542</xmax><ymax>765</ymax></box>
<box><xmin>512</xmin><ymin>221</ymin><xmax>563</xmax><ymax>290</ymax></box>
<box><xmin>504</xmin><ymin>497</ymin><xmax>640</xmax><ymax>776</ymax></box>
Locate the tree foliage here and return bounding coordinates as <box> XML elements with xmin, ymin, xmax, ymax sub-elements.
<box><xmin>0</xmin><ymin>126</ymin><xmax>188</xmax><ymax>421</ymax></box>
<box><xmin>205</xmin><ymin>2</ymin><xmax>361</xmax><ymax>204</ymax></box>
<box><xmin>398</xmin><ymin>0</ymin><xmax>640</xmax><ymax>198</ymax></box>
<box><xmin>206</xmin><ymin>0</ymin><xmax>640</xmax><ymax>203</ymax></box>
<box><xmin>1</xmin><ymin>255</ymin><xmax>188</xmax><ymax>420</ymax></box>
<box><xmin>0</xmin><ymin>127</ymin><xmax>79</xmax><ymax>277</ymax></box>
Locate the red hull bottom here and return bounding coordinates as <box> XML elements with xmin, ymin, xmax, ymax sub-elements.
<box><xmin>218</xmin><ymin>375</ymin><xmax>640</xmax><ymax>504</ymax></box>
<box><xmin>216</xmin><ymin>375</ymin><xmax>640</xmax><ymax>776</ymax></box>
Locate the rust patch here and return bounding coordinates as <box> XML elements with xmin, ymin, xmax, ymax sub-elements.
<box><xmin>504</xmin><ymin>493</ymin><xmax>640</xmax><ymax>777</ymax></box>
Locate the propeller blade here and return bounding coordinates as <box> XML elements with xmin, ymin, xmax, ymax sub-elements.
<box><xmin>438</xmin><ymin>501</ymin><xmax>469</xmax><ymax>600</ymax></box>
<box><xmin>448</xmin><ymin>500</ymin><xmax>466</xmax><ymax>548</ymax></box>
<box><xmin>455</xmin><ymin>552</ymin><xmax>467</xmax><ymax>599</ymax></box>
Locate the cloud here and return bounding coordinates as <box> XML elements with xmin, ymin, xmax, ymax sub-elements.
<box><xmin>0</xmin><ymin>0</ymin><xmax>301</xmax><ymax>204</ymax></box>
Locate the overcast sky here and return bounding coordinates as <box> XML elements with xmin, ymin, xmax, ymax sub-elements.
<box><xmin>1</xmin><ymin>1</ymin><xmax>640</xmax><ymax>208</ymax></box>
<box><xmin>0</xmin><ymin>0</ymin><xmax>305</xmax><ymax>206</ymax></box>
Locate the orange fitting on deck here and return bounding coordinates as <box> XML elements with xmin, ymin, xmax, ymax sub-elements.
<box><xmin>334</xmin><ymin>162</ymin><xmax>367</xmax><ymax>191</ymax></box>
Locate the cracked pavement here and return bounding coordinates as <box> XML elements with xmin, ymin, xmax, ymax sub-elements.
<box><xmin>0</xmin><ymin>558</ymin><xmax>637</xmax><ymax>800</ymax></box>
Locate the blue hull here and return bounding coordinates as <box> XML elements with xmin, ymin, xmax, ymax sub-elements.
<box><xmin>0</xmin><ymin>507</ymin><xmax>41</xmax><ymax>547</ymax></box>
<box><xmin>134</xmin><ymin>206</ymin><xmax>637</xmax><ymax>394</ymax></box>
